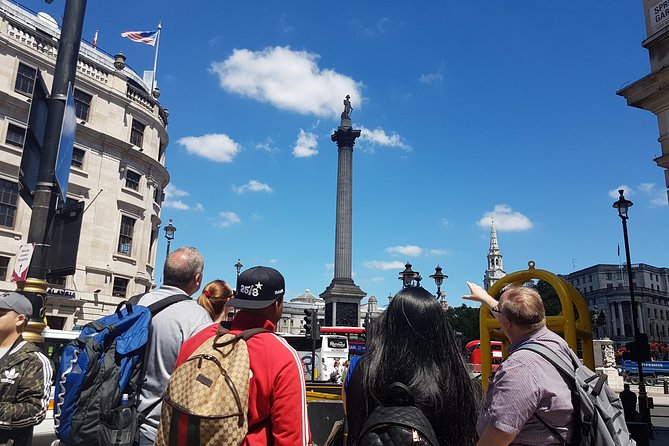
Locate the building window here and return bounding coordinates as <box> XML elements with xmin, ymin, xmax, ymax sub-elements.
<box><xmin>15</xmin><ymin>63</ymin><xmax>37</xmax><ymax>95</ymax></box>
<box><xmin>153</xmin><ymin>187</ymin><xmax>162</xmax><ymax>204</ymax></box>
<box><xmin>588</xmin><ymin>275</ymin><xmax>592</xmax><ymax>283</ymax></box>
<box><xmin>0</xmin><ymin>256</ymin><xmax>9</xmax><ymax>280</ymax></box>
<box><xmin>0</xmin><ymin>180</ymin><xmax>18</xmax><ymax>228</ymax></box>
<box><xmin>5</xmin><ymin>124</ymin><xmax>26</xmax><ymax>148</ymax></box>
<box><xmin>607</xmin><ymin>273</ymin><xmax>612</xmax><ymax>280</ymax></box>
<box><xmin>130</xmin><ymin>119</ymin><xmax>145</xmax><ymax>148</ymax></box>
<box><xmin>112</xmin><ymin>277</ymin><xmax>129</xmax><ymax>297</ymax></box>
<box><xmin>71</xmin><ymin>147</ymin><xmax>85</xmax><ymax>169</ymax></box>
<box><xmin>125</xmin><ymin>170</ymin><xmax>141</xmax><ymax>191</ymax></box>
<box><xmin>589</xmin><ymin>286</ymin><xmax>593</xmax><ymax>292</ymax></box>
<box><xmin>607</xmin><ymin>283</ymin><xmax>613</xmax><ymax>290</ymax></box>
<box><xmin>117</xmin><ymin>215</ymin><xmax>135</xmax><ymax>255</ymax></box>
<box><xmin>73</xmin><ymin>89</ymin><xmax>92</xmax><ymax>121</ymax></box>
<box><xmin>48</xmin><ymin>276</ymin><xmax>66</xmax><ymax>287</ymax></box>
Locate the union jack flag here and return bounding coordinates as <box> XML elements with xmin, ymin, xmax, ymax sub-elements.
<box><xmin>121</xmin><ymin>30</ymin><xmax>158</xmax><ymax>46</ymax></box>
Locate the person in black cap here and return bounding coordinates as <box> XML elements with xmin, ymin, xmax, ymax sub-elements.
<box><xmin>174</xmin><ymin>266</ymin><xmax>311</xmax><ymax>446</ymax></box>
<box><xmin>0</xmin><ymin>292</ymin><xmax>53</xmax><ymax>446</ymax></box>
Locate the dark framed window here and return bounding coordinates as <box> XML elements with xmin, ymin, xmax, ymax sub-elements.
<box><xmin>112</xmin><ymin>277</ymin><xmax>129</xmax><ymax>297</ymax></box>
<box><xmin>71</xmin><ymin>147</ymin><xmax>85</xmax><ymax>169</ymax></box>
<box><xmin>130</xmin><ymin>119</ymin><xmax>145</xmax><ymax>148</ymax></box>
<box><xmin>0</xmin><ymin>256</ymin><xmax>9</xmax><ymax>281</ymax></box>
<box><xmin>117</xmin><ymin>215</ymin><xmax>135</xmax><ymax>255</ymax></box>
<box><xmin>153</xmin><ymin>187</ymin><xmax>161</xmax><ymax>203</ymax></box>
<box><xmin>0</xmin><ymin>180</ymin><xmax>18</xmax><ymax>228</ymax></box>
<box><xmin>48</xmin><ymin>276</ymin><xmax>66</xmax><ymax>287</ymax></box>
<box><xmin>73</xmin><ymin>89</ymin><xmax>92</xmax><ymax>121</ymax></box>
<box><xmin>5</xmin><ymin>124</ymin><xmax>26</xmax><ymax>148</ymax></box>
<box><xmin>15</xmin><ymin>63</ymin><xmax>37</xmax><ymax>95</ymax></box>
<box><xmin>125</xmin><ymin>170</ymin><xmax>141</xmax><ymax>191</ymax></box>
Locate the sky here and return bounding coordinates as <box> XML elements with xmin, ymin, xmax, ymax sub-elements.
<box><xmin>21</xmin><ymin>0</ymin><xmax>669</xmax><ymax>308</ymax></box>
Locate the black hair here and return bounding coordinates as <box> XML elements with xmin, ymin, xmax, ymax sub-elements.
<box><xmin>361</xmin><ymin>286</ymin><xmax>478</xmax><ymax>445</ymax></box>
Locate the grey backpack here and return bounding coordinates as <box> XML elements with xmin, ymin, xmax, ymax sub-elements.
<box><xmin>518</xmin><ymin>343</ymin><xmax>636</xmax><ymax>446</ymax></box>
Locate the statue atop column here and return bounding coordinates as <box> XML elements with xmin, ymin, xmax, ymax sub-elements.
<box><xmin>341</xmin><ymin>95</ymin><xmax>352</xmax><ymax>119</ymax></box>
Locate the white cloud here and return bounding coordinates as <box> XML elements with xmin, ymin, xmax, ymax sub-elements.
<box><xmin>233</xmin><ymin>180</ymin><xmax>273</xmax><ymax>194</ymax></box>
<box><xmin>293</xmin><ymin>129</ymin><xmax>318</xmax><ymax>158</ymax></box>
<box><xmin>418</xmin><ymin>71</ymin><xmax>444</xmax><ymax>85</ymax></box>
<box><xmin>638</xmin><ymin>182</ymin><xmax>668</xmax><ymax>207</ymax></box>
<box><xmin>216</xmin><ymin>211</ymin><xmax>241</xmax><ymax>228</ymax></box>
<box><xmin>369</xmin><ymin>277</ymin><xmax>385</xmax><ymax>283</ymax></box>
<box><xmin>359</xmin><ymin>127</ymin><xmax>410</xmax><ymax>151</ymax></box>
<box><xmin>268</xmin><ymin>258</ymin><xmax>279</xmax><ymax>264</ymax></box>
<box><xmin>163</xmin><ymin>184</ymin><xmax>204</xmax><ymax>211</ymax></box>
<box><xmin>429</xmin><ymin>249</ymin><xmax>449</xmax><ymax>256</ymax></box>
<box><xmin>210</xmin><ymin>46</ymin><xmax>362</xmax><ymax>118</ymax></box>
<box><xmin>325</xmin><ymin>262</ymin><xmax>334</xmax><ymax>271</ymax></box>
<box><xmin>363</xmin><ymin>260</ymin><xmax>406</xmax><ymax>270</ymax></box>
<box><xmin>385</xmin><ymin>245</ymin><xmax>423</xmax><ymax>256</ymax></box>
<box><xmin>255</xmin><ymin>138</ymin><xmax>278</xmax><ymax>153</ymax></box>
<box><xmin>477</xmin><ymin>205</ymin><xmax>534</xmax><ymax>232</ymax></box>
<box><xmin>608</xmin><ymin>185</ymin><xmax>634</xmax><ymax>199</ymax></box>
<box><xmin>177</xmin><ymin>133</ymin><xmax>240</xmax><ymax>163</ymax></box>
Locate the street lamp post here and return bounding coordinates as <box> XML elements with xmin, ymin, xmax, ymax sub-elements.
<box><xmin>234</xmin><ymin>259</ymin><xmax>243</xmax><ymax>279</ymax></box>
<box><xmin>163</xmin><ymin>219</ymin><xmax>176</xmax><ymax>258</ymax></box>
<box><xmin>399</xmin><ymin>262</ymin><xmax>417</xmax><ymax>288</ymax></box>
<box><xmin>429</xmin><ymin>265</ymin><xmax>447</xmax><ymax>300</ymax></box>
<box><xmin>613</xmin><ymin>189</ymin><xmax>651</xmax><ymax>428</ymax></box>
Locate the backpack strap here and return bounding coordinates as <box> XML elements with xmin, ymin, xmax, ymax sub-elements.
<box><xmin>145</xmin><ymin>294</ymin><xmax>192</xmax><ymax>316</ymax></box>
<box><xmin>212</xmin><ymin>324</ymin><xmax>269</xmax><ymax>348</ymax></box>
<box><xmin>514</xmin><ymin>343</ymin><xmax>576</xmax><ymax>446</ymax></box>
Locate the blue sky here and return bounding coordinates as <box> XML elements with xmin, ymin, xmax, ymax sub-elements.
<box><xmin>25</xmin><ymin>1</ymin><xmax>669</xmax><ymax>307</ymax></box>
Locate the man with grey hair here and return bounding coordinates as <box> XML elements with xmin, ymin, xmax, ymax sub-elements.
<box><xmin>463</xmin><ymin>282</ymin><xmax>575</xmax><ymax>446</ymax></box>
<box><xmin>136</xmin><ymin>247</ymin><xmax>212</xmax><ymax>446</ymax></box>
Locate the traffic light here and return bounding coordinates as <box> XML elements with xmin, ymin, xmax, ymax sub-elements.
<box><xmin>303</xmin><ymin>309</ymin><xmax>313</xmax><ymax>338</ymax></box>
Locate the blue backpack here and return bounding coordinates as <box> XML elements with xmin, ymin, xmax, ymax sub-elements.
<box><xmin>54</xmin><ymin>294</ymin><xmax>190</xmax><ymax>446</ymax></box>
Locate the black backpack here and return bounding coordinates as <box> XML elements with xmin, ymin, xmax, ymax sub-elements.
<box><xmin>356</xmin><ymin>383</ymin><xmax>438</xmax><ymax>446</ymax></box>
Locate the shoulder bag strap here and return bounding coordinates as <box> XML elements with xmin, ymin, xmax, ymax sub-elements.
<box><xmin>515</xmin><ymin>343</ymin><xmax>575</xmax><ymax>446</ymax></box>
<box><xmin>212</xmin><ymin>327</ymin><xmax>270</xmax><ymax>348</ymax></box>
<box><xmin>146</xmin><ymin>294</ymin><xmax>191</xmax><ymax>316</ymax></box>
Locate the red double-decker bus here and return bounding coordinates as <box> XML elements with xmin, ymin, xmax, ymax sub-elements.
<box><xmin>465</xmin><ymin>340</ymin><xmax>503</xmax><ymax>373</ymax></box>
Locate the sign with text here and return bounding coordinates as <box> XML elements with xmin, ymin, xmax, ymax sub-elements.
<box><xmin>649</xmin><ymin>0</ymin><xmax>669</xmax><ymax>34</ymax></box>
<box><xmin>11</xmin><ymin>243</ymin><xmax>35</xmax><ymax>282</ymax></box>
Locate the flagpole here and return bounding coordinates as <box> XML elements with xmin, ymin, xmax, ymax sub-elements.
<box><xmin>150</xmin><ymin>22</ymin><xmax>161</xmax><ymax>94</ymax></box>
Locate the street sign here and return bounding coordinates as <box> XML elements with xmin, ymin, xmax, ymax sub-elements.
<box><xmin>11</xmin><ymin>243</ymin><xmax>35</xmax><ymax>282</ymax></box>
<box><xmin>19</xmin><ymin>70</ymin><xmax>50</xmax><ymax>207</ymax></box>
<box><xmin>54</xmin><ymin>83</ymin><xmax>77</xmax><ymax>203</ymax></box>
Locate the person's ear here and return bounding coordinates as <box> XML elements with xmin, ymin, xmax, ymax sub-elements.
<box><xmin>194</xmin><ymin>273</ymin><xmax>203</xmax><ymax>288</ymax></box>
<box><xmin>15</xmin><ymin>313</ymin><xmax>26</xmax><ymax>328</ymax></box>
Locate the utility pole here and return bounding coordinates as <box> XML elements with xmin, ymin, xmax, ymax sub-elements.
<box><xmin>20</xmin><ymin>0</ymin><xmax>88</xmax><ymax>341</ymax></box>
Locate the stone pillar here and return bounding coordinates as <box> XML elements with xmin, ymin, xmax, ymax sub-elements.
<box><xmin>320</xmin><ymin>107</ymin><xmax>366</xmax><ymax>327</ymax></box>
<box><xmin>609</xmin><ymin>301</ymin><xmax>617</xmax><ymax>337</ymax></box>
<box><xmin>618</xmin><ymin>301</ymin><xmax>625</xmax><ymax>336</ymax></box>
<box><xmin>637</xmin><ymin>302</ymin><xmax>644</xmax><ymax>333</ymax></box>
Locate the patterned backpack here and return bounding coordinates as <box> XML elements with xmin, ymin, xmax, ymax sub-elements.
<box><xmin>154</xmin><ymin>325</ymin><xmax>268</xmax><ymax>446</ymax></box>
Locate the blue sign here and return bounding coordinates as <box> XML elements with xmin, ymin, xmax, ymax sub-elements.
<box><xmin>55</xmin><ymin>84</ymin><xmax>77</xmax><ymax>203</ymax></box>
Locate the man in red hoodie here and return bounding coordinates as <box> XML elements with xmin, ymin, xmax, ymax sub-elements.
<box><xmin>175</xmin><ymin>266</ymin><xmax>311</xmax><ymax>446</ymax></box>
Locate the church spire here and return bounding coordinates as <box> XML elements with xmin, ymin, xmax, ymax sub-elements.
<box><xmin>484</xmin><ymin>217</ymin><xmax>506</xmax><ymax>291</ymax></box>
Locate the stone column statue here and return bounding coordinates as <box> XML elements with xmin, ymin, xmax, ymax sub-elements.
<box><xmin>342</xmin><ymin>95</ymin><xmax>352</xmax><ymax>119</ymax></box>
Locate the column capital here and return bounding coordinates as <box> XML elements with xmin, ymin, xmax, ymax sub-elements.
<box><xmin>332</xmin><ymin>127</ymin><xmax>361</xmax><ymax>150</ymax></box>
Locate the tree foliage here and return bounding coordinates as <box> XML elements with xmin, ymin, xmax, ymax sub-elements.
<box><xmin>535</xmin><ymin>279</ymin><xmax>562</xmax><ymax>316</ymax></box>
<box><xmin>446</xmin><ymin>304</ymin><xmax>480</xmax><ymax>346</ymax></box>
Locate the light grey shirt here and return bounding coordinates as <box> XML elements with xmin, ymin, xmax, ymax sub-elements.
<box><xmin>476</xmin><ymin>326</ymin><xmax>575</xmax><ymax>445</ymax></box>
<box><xmin>136</xmin><ymin>285</ymin><xmax>212</xmax><ymax>442</ymax></box>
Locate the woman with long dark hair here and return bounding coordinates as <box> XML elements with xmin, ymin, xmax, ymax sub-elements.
<box><xmin>344</xmin><ymin>286</ymin><xmax>478</xmax><ymax>445</ymax></box>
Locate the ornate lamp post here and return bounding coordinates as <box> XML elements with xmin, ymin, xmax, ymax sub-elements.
<box><xmin>234</xmin><ymin>258</ymin><xmax>243</xmax><ymax>279</ymax></box>
<box><xmin>399</xmin><ymin>262</ymin><xmax>417</xmax><ymax>287</ymax></box>
<box><xmin>429</xmin><ymin>265</ymin><xmax>448</xmax><ymax>301</ymax></box>
<box><xmin>613</xmin><ymin>189</ymin><xmax>651</xmax><ymax>428</ymax></box>
<box><xmin>163</xmin><ymin>218</ymin><xmax>176</xmax><ymax>258</ymax></box>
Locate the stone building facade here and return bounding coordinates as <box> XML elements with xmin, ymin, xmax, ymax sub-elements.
<box><xmin>562</xmin><ymin>263</ymin><xmax>669</xmax><ymax>345</ymax></box>
<box><xmin>0</xmin><ymin>2</ymin><xmax>169</xmax><ymax>329</ymax></box>
<box><xmin>617</xmin><ymin>0</ymin><xmax>669</xmax><ymax>204</ymax></box>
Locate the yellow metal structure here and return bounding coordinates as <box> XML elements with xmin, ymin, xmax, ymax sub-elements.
<box><xmin>480</xmin><ymin>261</ymin><xmax>594</xmax><ymax>392</ymax></box>
<box><xmin>16</xmin><ymin>277</ymin><xmax>48</xmax><ymax>343</ymax></box>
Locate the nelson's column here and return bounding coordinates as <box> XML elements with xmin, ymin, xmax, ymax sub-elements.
<box><xmin>320</xmin><ymin>95</ymin><xmax>366</xmax><ymax>326</ymax></box>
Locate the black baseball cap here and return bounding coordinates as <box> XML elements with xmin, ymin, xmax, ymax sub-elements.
<box><xmin>0</xmin><ymin>292</ymin><xmax>33</xmax><ymax>320</ymax></box>
<box><xmin>228</xmin><ymin>266</ymin><xmax>285</xmax><ymax>309</ymax></box>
